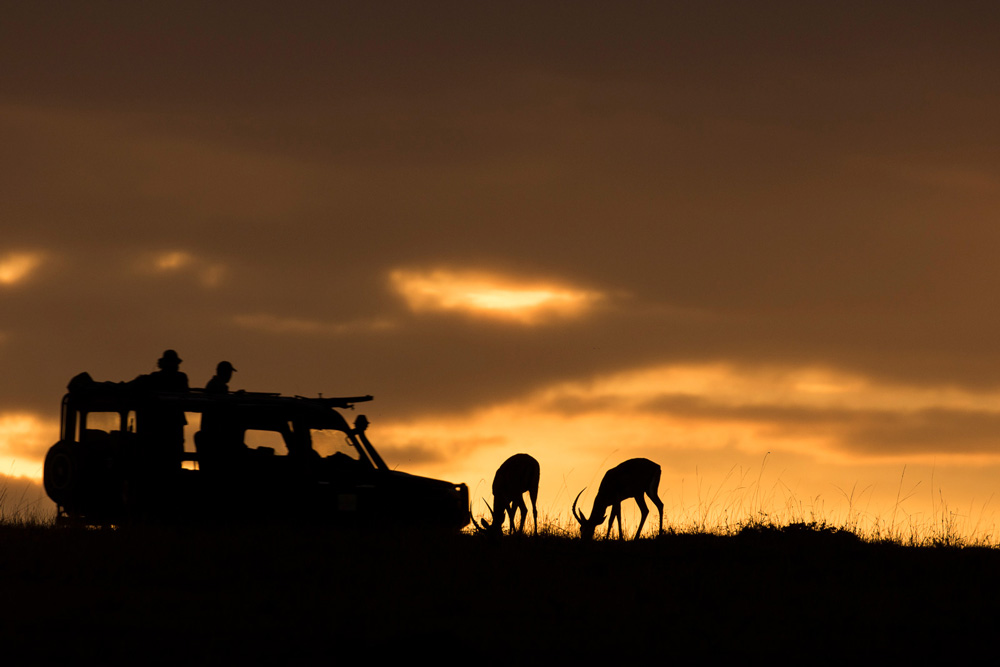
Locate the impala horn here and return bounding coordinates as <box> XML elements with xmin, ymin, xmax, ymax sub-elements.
<box><xmin>471</xmin><ymin>499</ymin><xmax>495</xmax><ymax>532</ymax></box>
<box><xmin>572</xmin><ymin>488</ymin><xmax>588</xmax><ymax>524</ymax></box>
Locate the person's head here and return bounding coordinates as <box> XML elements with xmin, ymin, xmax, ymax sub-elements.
<box><xmin>216</xmin><ymin>360</ymin><xmax>236</xmax><ymax>380</ymax></box>
<box><xmin>158</xmin><ymin>349</ymin><xmax>182</xmax><ymax>371</ymax></box>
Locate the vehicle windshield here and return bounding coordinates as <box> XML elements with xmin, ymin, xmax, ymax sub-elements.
<box><xmin>310</xmin><ymin>429</ymin><xmax>361</xmax><ymax>460</ymax></box>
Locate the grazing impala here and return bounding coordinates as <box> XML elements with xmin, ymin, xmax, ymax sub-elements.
<box><xmin>473</xmin><ymin>453</ymin><xmax>540</xmax><ymax>535</ymax></box>
<box><xmin>572</xmin><ymin>458</ymin><xmax>663</xmax><ymax>540</ymax></box>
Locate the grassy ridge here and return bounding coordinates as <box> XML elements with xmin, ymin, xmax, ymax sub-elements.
<box><xmin>2</xmin><ymin>522</ymin><xmax>998</xmax><ymax>662</ymax></box>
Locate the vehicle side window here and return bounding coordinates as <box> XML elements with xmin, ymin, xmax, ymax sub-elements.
<box><xmin>182</xmin><ymin>412</ymin><xmax>202</xmax><ymax>456</ymax></box>
<box><xmin>244</xmin><ymin>429</ymin><xmax>288</xmax><ymax>455</ymax></box>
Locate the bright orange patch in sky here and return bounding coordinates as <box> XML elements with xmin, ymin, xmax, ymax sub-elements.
<box><xmin>0</xmin><ymin>413</ymin><xmax>57</xmax><ymax>479</ymax></box>
<box><xmin>147</xmin><ymin>250</ymin><xmax>225</xmax><ymax>287</ymax></box>
<box><xmin>0</xmin><ymin>252</ymin><xmax>43</xmax><ymax>286</ymax></box>
<box><xmin>390</xmin><ymin>268</ymin><xmax>603</xmax><ymax>323</ymax></box>
<box><xmin>155</xmin><ymin>250</ymin><xmax>193</xmax><ymax>270</ymax></box>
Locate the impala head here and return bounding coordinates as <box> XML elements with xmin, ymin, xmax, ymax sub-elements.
<box><xmin>471</xmin><ymin>500</ymin><xmax>502</xmax><ymax>534</ymax></box>
<box><xmin>572</xmin><ymin>488</ymin><xmax>605</xmax><ymax>541</ymax></box>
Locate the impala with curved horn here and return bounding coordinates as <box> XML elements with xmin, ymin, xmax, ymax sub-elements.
<box><xmin>572</xmin><ymin>458</ymin><xmax>663</xmax><ymax>540</ymax></box>
<box><xmin>473</xmin><ymin>453</ymin><xmax>540</xmax><ymax>535</ymax></box>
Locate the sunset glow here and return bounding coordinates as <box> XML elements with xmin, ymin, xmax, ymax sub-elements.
<box><xmin>155</xmin><ymin>251</ymin><xmax>193</xmax><ymax>271</ymax></box>
<box><xmin>0</xmin><ymin>252</ymin><xmax>43</xmax><ymax>286</ymax></box>
<box><xmin>372</xmin><ymin>362</ymin><xmax>1000</xmax><ymax>540</ymax></box>
<box><xmin>4</xmin><ymin>3</ymin><xmax>1000</xmax><ymax>546</ymax></box>
<box><xmin>390</xmin><ymin>269</ymin><xmax>603</xmax><ymax>323</ymax></box>
<box><xmin>0</xmin><ymin>413</ymin><xmax>56</xmax><ymax>479</ymax></box>
<box><xmin>147</xmin><ymin>250</ymin><xmax>226</xmax><ymax>287</ymax></box>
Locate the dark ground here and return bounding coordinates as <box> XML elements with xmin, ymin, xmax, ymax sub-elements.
<box><xmin>2</xmin><ymin>523</ymin><xmax>997</xmax><ymax>663</ymax></box>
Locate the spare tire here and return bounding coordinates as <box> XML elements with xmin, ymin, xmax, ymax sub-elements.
<box><xmin>43</xmin><ymin>441</ymin><xmax>79</xmax><ymax>507</ymax></box>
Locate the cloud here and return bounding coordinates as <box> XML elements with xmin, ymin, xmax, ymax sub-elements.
<box><xmin>376</xmin><ymin>443</ymin><xmax>448</xmax><ymax>467</ymax></box>
<box><xmin>233</xmin><ymin>314</ymin><xmax>396</xmax><ymax>336</ymax></box>
<box><xmin>0</xmin><ymin>251</ymin><xmax>44</xmax><ymax>286</ymax></box>
<box><xmin>390</xmin><ymin>268</ymin><xmax>605</xmax><ymax>324</ymax></box>
<box><xmin>851</xmin><ymin>154</ymin><xmax>1000</xmax><ymax>194</ymax></box>
<box><xmin>836</xmin><ymin>408</ymin><xmax>1000</xmax><ymax>458</ymax></box>
<box><xmin>155</xmin><ymin>251</ymin><xmax>193</xmax><ymax>270</ymax></box>
<box><xmin>141</xmin><ymin>250</ymin><xmax>227</xmax><ymax>287</ymax></box>
<box><xmin>0</xmin><ymin>413</ymin><xmax>58</xmax><ymax>480</ymax></box>
<box><xmin>377</xmin><ymin>363</ymin><xmax>1000</xmax><ymax>479</ymax></box>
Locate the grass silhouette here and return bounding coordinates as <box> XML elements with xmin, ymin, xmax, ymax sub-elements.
<box><xmin>519</xmin><ymin>461</ymin><xmax>999</xmax><ymax>548</ymax></box>
<box><xmin>0</xmin><ymin>475</ymin><xmax>48</xmax><ymax>527</ymax></box>
<box><xmin>3</xmin><ymin>459</ymin><xmax>998</xmax><ymax>659</ymax></box>
<box><xmin>1</xmin><ymin>514</ymin><xmax>997</xmax><ymax>661</ymax></box>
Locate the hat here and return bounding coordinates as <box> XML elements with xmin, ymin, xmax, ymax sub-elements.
<box><xmin>160</xmin><ymin>349</ymin><xmax>182</xmax><ymax>363</ymax></box>
<box><xmin>217</xmin><ymin>360</ymin><xmax>237</xmax><ymax>372</ymax></box>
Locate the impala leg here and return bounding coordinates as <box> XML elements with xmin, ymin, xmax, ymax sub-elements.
<box><xmin>650</xmin><ymin>491</ymin><xmax>664</xmax><ymax>535</ymax></box>
<box><xmin>611</xmin><ymin>503</ymin><xmax>625</xmax><ymax>539</ymax></box>
<box><xmin>649</xmin><ymin>469</ymin><xmax>664</xmax><ymax>535</ymax></box>
<box><xmin>529</xmin><ymin>488</ymin><xmax>538</xmax><ymax>535</ymax></box>
<box><xmin>514</xmin><ymin>496</ymin><xmax>528</xmax><ymax>534</ymax></box>
<box><xmin>633</xmin><ymin>495</ymin><xmax>649</xmax><ymax>540</ymax></box>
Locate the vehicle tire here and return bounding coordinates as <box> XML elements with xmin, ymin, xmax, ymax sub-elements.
<box><xmin>43</xmin><ymin>441</ymin><xmax>79</xmax><ymax>507</ymax></box>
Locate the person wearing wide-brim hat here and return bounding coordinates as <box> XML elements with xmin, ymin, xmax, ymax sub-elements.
<box><xmin>159</xmin><ymin>349</ymin><xmax>182</xmax><ymax>365</ymax></box>
<box><xmin>142</xmin><ymin>349</ymin><xmax>190</xmax><ymax>470</ymax></box>
<box><xmin>151</xmin><ymin>349</ymin><xmax>189</xmax><ymax>392</ymax></box>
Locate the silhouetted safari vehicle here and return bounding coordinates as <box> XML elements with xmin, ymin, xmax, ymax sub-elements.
<box><xmin>43</xmin><ymin>373</ymin><xmax>470</xmax><ymax>529</ymax></box>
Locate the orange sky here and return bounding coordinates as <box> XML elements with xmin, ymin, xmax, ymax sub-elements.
<box><xmin>3</xmin><ymin>3</ymin><xmax>1000</xmax><ymax>540</ymax></box>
